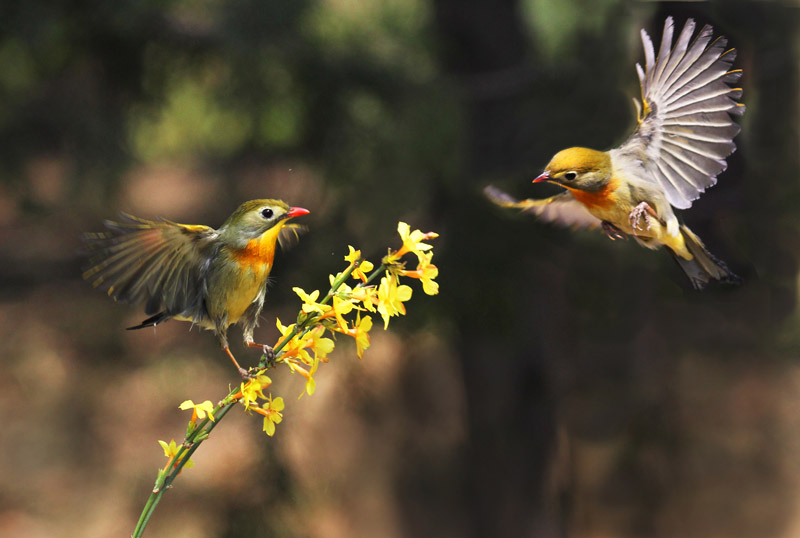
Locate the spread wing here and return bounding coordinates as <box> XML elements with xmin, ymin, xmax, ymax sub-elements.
<box><xmin>485</xmin><ymin>185</ymin><xmax>602</xmax><ymax>229</ymax></box>
<box><xmin>616</xmin><ymin>17</ymin><xmax>744</xmax><ymax>209</ymax></box>
<box><xmin>82</xmin><ymin>213</ymin><xmax>219</xmax><ymax>316</ymax></box>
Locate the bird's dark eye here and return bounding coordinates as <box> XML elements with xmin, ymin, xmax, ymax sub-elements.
<box><xmin>563</xmin><ymin>172</ymin><xmax>577</xmax><ymax>181</ymax></box>
<box><xmin>261</xmin><ymin>208</ymin><xmax>274</xmax><ymax>219</ymax></box>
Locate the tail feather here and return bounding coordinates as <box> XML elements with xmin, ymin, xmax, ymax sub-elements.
<box><xmin>127</xmin><ymin>311</ymin><xmax>171</xmax><ymax>330</ymax></box>
<box><xmin>672</xmin><ymin>225</ymin><xmax>740</xmax><ymax>290</ymax></box>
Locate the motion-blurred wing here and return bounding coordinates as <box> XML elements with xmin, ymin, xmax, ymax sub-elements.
<box><xmin>485</xmin><ymin>185</ymin><xmax>602</xmax><ymax>229</ymax></box>
<box><xmin>616</xmin><ymin>17</ymin><xmax>744</xmax><ymax>209</ymax></box>
<box><xmin>82</xmin><ymin>214</ymin><xmax>219</xmax><ymax>316</ymax></box>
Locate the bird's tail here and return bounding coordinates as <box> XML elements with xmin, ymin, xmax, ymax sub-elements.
<box><xmin>127</xmin><ymin>311</ymin><xmax>171</xmax><ymax>330</ymax></box>
<box><xmin>671</xmin><ymin>225</ymin><xmax>740</xmax><ymax>290</ymax></box>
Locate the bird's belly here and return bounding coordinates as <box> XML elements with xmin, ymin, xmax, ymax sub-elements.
<box><xmin>586</xmin><ymin>202</ymin><xmax>689</xmax><ymax>255</ymax></box>
<box><xmin>585</xmin><ymin>204</ymin><xmax>640</xmax><ymax>234</ymax></box>
<box><xmin>207</xmin><ymin>263</ymin><xmax>270</xmax><ymax>325</ymax></box>
<box><xmin>225</xmin><ymin>273</ymin><xmax>266</xmax><ymax>323</ymax></box>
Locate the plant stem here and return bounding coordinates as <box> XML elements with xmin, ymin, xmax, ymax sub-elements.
<box><xmin>133</xmin><ymin>251</ymin><xmax>395</xmax><ymax>536</ymax></box>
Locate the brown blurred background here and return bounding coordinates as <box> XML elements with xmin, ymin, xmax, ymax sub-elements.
<box><xmin>1</xmin><ymin>0</ymin><xmax>798</xmax><ymax>537</ymax></box>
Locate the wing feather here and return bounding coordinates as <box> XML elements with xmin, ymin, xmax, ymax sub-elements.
<box><xmin>656</xmin><ymin>155</ymin><xmax>699</xmax><ymax>199</ymax></box>
<box><xmin>484</xmin><ymin>185</ymin><xmax>602</xmax><ymax>230</ymax></box>
<box><xmin>650</xmin><ymin>18</ymin><xmax>675</xmax><ymax>90</ymax></box>
<box><xmin>616</xmin><ymin>17</ymin><xmax>744</xmax><ymax>209</ymax></box>
<box><xmin>82</xmin><ymin>214</ymin><xmax>219</xmax><ymax>317</ymax></box>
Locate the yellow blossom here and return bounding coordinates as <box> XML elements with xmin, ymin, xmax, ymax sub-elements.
<box><xmin>344</xmin><ymin>246</ymin><xmax>375</xmax><ymax>282</ymax></box>
<box><xmin>179</xmin><ymin>400</ymin><xmax>216</xmax><ymax>423</ymax></box>
<box><xmin>332</xmin><ymin>294</ymin><xmax>357</xmax><ymax>331</ymax></box>
<box><xmin>158</xmin><ymin>439</ymin><xmax>194</xmax><ymax>470</ymax></box>
<box><xmin>400</xmin><ymin>251</ymin><xmax>439</xmax><ymax>295</ymax></box>
<box><xmin>308</xmin><ymin>326</ymin><xmax>335</xmax><ymax>362</ymax></box>
<box><xmin>261</xmin><ymin>395</ymin><xmax>285</xmax><ymax>436</ymax></box>
<box><xmin>392</xmin><ymin>222</ymin><xmax>438</xmax><ymax>259</ymax></box>
<box><xmin>239</xmin><ymin>373</ymin><xmax>272</xmax><ymax>411</ymax></box>
<box><xmin>293</xmin><ymin>287</ymin><xmax>332</xmax><ymax>315</ymax></box>
<box><xmin>351</xmin><ymin>286</ymin><xmax>378</xmax><ymax>312</ymax></box>
<box><xmin>275</xmin><ymin>318</ymin><xmax>299</xmax><ymax>352</ymax></box>
<box><xmin>275</xmin><ymin>318</ymin><xmax>312</xmax><ymax>363</ymax></box>
<box><xmin>376</xmin><ymin>274</ymin><xmax>413</xmax><ymax>329</ymax></box>
<box><xmin>353</xmin><ymin>314</ymin><xmax>373</xmax><ymax>358</ymax></box>
<box><xmin>286</xmin><ymin>358</ymin><xmax>317</xmax><ymax>396</ymax></box>
<box><xmin>304</xmin><ymin>369</ymin><xmax>317</xmax><ymax>396</ymax></box>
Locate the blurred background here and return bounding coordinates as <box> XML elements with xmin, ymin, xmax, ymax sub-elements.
<box><xmin>0</xmin><ymin>0</ymin><xmax>797</xmax><ymax>536</ymax></box>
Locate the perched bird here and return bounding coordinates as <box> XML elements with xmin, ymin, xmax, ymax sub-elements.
<box><xmin>486</xmin><ymin>17</ymin><xmax>744</xmax><ymax>289</ymax></box>
<box><xmin>83</xmin><ymin>199</ymin><xmax>309</xmax><ymax>375</ymax></box>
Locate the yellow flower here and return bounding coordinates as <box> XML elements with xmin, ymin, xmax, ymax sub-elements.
<box><xmin>308</xmin><ymin>326</ymin><xmax>335</xmax><ymax>362</ymax></box>
<box><xmin>261</xmin><ymin>395</ymin><xmax>285</xmax><ymax>436</ymax></box>
<box><xmin>331</xmin><ymin>294</ymin><xmax>357</xmax><ymax>331</ymax></box>
<box><xmin>286</xmin><ymin>358</ymin><xmax>317</xmax><ymax>396</ymax></box>
<box><xmin>376</xmin><ymin>275</ymin><xmax>413</xmax><ymax>329</ymax></box>
<box><xmin>158</xmin><ymin>439</ymin><xmax>194</xmax><ymax>470</ymax></box>
<box><xmin>179</xmin><ymin>399</ymin><xmax>216</xmax><ymax>423</ymax></box>
<box><xmin>351</xmin><ymin>286</ymin><xmax>378</xmax><ymax>312</ymax></box>
<box><xmin>276</xmin><ymin>318</ymin><xmax>295</xmax><ymax>337</ymax></box>
<box><xmin>304</xmin><ymin>370</ymin><xmax>317</xmax><ymax>396</ymax></box>
<box><xmin>353</xmin><ymin>314</ymin><xmax>373</xmax><ymax>359</ymax></box>
<box><xmin>400</xmin><ymin>251</ymin><xmax>439</xmax><ymax>295</ymax></box>
<box><xmin>293</xmin><ymin>287</ymin><xmax>332</xmax><ymax>315</ymax></box>
<box><xmin>344</xmin><ymin>246</ymin><xmax>375</xmax><ymax>282</ymax></box>
<box><xmin>239</xmin><ymin>373</ymin><xmax>272</xmax><ymax>411</ymax></box>
<box><xmin>276</xmin><ymin>318</ymin><xmax>311</xmax><ymax>364</ymax></box>
<box><xmin>393</xmin><ymin>222</ymin><xmax>438</xmax><ymax>259</ymax></box>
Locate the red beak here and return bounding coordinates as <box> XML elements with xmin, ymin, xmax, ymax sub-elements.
<box><xmin>533</xmin><ymin>171</ymin><xmax>550</xmax><ymax>183</ymax></box>
<box><xmin>286</xmin><ymin>207</ymin><xmax>310</xmax><ymax>218</ymax></box>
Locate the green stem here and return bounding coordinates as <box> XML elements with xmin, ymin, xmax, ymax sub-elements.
<box><xmin>132</xmin><ymin>485</ymin><xmax>164</xmax><ymax>538</ymax></box>
<box><xmin>361</xmin><ymin>264</ymin><xmax>387</xmax><ymax>287</ymax></box>
<box><xmin>133</xmin><ymin>401</ymin><xmax>236</xmax><ymax>537</ymax></box>
<box><xmin>259</xmin><ymin>260</ymin><xmax>362</xmax><ymax>369</ymax></box>
<box><xmin>133</xmin><ymin>250</ymin><xmax>400</xmax><ymax>537</ymax></box>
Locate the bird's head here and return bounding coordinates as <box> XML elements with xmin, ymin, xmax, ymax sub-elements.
<box><xmin>533</xmin><ymin>147</ymin><xmax>612</xmax><ymax>192</ymax></box>
<box><xmin>220</xmin><ymin>199</ymin><xmax>309</xmax><ymax>247</ymax></box>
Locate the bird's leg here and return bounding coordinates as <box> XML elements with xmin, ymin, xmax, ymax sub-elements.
<box><xmin>223</xmin><ymin>346</ymin><xmax>253</xmax><ymax>378</ymax></box>
<box><xmin>629</xmin><ymin>202</ymin><xmax>659</xmax><ymax>234</ymax></box>
<box><xmin>246</xmin><ymin>341</ymin><xmax>276</xmax><ymax>367</ymax></box>
<box><xmin>601</xmin><ymin>221</ymin><xmax>627</xmax><ymax>241</ymax></box>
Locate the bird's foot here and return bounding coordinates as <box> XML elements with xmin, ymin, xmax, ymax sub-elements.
<box><xmin>246</xmin><ymin>341</ymin><xmax>276</xmax><ymax>368</ymax></box>
<box><xmin>239</xmin><ymin>367</ymin><xmax>255</xmax><ymax>379</ymax></box>
<box><xmin>601</xmin><ymin>221</ymin><xmax>627</xmax><ymax>241</ymax></box>
<box><xmin>629</xmin><ymin>202</ymin><xmax>654</xmax><ymax>234</ymax></box>
<box><xmin>262</xmin><ymin>345</ymin><xmax>275</xmax><ymax>366</ymax></box>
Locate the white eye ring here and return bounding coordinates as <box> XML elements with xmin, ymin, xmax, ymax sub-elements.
<box><xmin>261</xmin><ymin>208</ymin><xmax>274</xmax><ymax>219</ymax></box>
<box><xmin>563</xmin><ymin>172</ymin><xmax>577</xmax><ymax>181</ymax></box>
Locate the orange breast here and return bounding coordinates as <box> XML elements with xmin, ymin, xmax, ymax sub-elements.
<box><xmin>565</xmin><ymin>179</ymin><xmax>619</xmax><ymax>211</ymax></box>
<box><xmin>230</xmin><ymin>228</ymin><xmax>280</xmax><ymax>277</ymax></box>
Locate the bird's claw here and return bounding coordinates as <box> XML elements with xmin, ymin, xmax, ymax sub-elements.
<box><xmin>629</xmin><ymin>202</ymin><xmax>652</xmax><ymax>234</ymax></box>
<box><xmin>601</xmin><ymin>221</ymin><xmax>627</xmax><ymax>241</ymax></box>
<box><xmin>261</xmin><ymin>345</ymin><xmax>276</xmax><ymax>367</ymax></box>
<box><xmin>239</xmin><ymin>367</ymin><xmax>254</xmax><ymax>379</ymax></box>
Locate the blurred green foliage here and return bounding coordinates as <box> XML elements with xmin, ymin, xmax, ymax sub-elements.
<box><xmin>1</xmin><ymin>1</ymin><xmax>798</xmax><ymax>537</ymax></box>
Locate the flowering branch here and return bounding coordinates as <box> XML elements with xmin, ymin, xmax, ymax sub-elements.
<box><xmin>132</xmin><ymin>222</ymin><xmax>439</xmax><ymax>538</ymax></box>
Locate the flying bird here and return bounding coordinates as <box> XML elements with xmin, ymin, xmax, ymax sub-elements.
<box><xmin>486</xmin><ymin>17</ymin><xmax>744</xmax><ymax>289</ymax></box>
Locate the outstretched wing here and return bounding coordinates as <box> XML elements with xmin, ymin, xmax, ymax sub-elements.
<box><xmin>484</xmin><ymin>185</ymin><xmax>602</xmax><ymax>229</ymax></box>
<box><xmin>615</xmin><ymin>17</ymin><xmax>744</xmax><ymax>209</ymax></box>
<box><xmin>82</xmin><ymin>213</ymin><xmax>219</xmax><ymax>317</ymax></box>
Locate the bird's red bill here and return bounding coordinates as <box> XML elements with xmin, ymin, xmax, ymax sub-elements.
<box><xmin>533</xmin><ymin>171</ymin><xmax>550</xmax><ymax>183</ymax></box>
<box><xmin>286</xmin><ymin>207</ymin><xmax>310</xmax><ymax>218</ymax></box>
